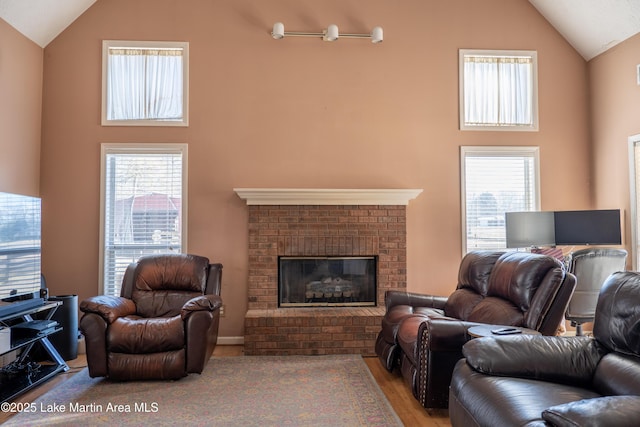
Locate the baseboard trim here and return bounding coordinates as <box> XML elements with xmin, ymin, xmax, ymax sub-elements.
<box><xmin>217</xmin><ymin>336</ymin><xmax>244</xmax><ymax>345</ymax></box>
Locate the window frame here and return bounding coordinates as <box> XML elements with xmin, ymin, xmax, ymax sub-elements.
<box><xmin>628</xmin><ymin>134</ymin><xmax>640</xmax><ymax>270</ymax></box>
<box><xmin>101</xmin><ymin>40</ymin><xmax>190</xmax><ymax>127</ymax></box>
<box><xmin>459</xmin><ymin>49</ymin><xmax>539</xmax><ymax>132</ymax></box>
<box><xmin>460</xmin><ymin>146</ymin><xmax>541</xmax><ymax>255</ymax></box>
<box><xmin>98</xmin><ymin>143</ymin><xmax>188</xmax><ymax>295</ymax></box>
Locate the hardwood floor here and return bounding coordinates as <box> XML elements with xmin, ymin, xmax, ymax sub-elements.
<box><xmin>364</xmin><ymin>357</ymin><xmax>451</xmax><ymax>426</ymax></box>
<box><xmin>0</xmin><ymin>346</ymin><xmax>451</xmax><ymax>426</ymax></box>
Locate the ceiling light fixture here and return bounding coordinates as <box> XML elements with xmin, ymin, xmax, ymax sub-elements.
<box><xmin>271</xmin><ymin>22</ymin><xmax>383</xmax><ymax>44</ymax></box>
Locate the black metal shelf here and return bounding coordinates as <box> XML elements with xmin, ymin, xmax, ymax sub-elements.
<box><xmin>3</xmin><ymin>327</ymin><xmax>62</xmax><ymax>357</ymax></box>
<box><xmin>0</xmin><ymin>302</ymin><xmax>69</xmax><ymax>403</ymax></box>
<box><xmin>0</xmin><ymin>363</ymin><xmax>66</xmax><ymax>403</ymax></box>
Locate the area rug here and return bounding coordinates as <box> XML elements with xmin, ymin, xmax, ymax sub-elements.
<box><xmin>4</xmin><ymin>355</ymin><xmax>402</xmax><ymax>427</ymax></box>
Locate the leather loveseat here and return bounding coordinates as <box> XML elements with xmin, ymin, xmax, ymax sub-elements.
<box><xmin>375</xmin><ymin>250</ymin><xmax>576</xmax><ymax>409</ymax></box>
<box><xmin>449</xmin><ymin>271</ymin><xmax>640</xmax><ymax>427</ymax></box>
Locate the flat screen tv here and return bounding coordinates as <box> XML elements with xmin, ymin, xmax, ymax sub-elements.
<box><xmin>0</xmin><ymin>192</ymin><xmax>42</xmax><ymax>303</ymax></box>
<box><xmin>553</xmin><ymin>209</ymin><xmax>621</xmax><ymax>246</ymax></box>
<box><xmin>505</xmin><ymin>211</ymin><xmax>556</xmax><ymax>248</ymax></box>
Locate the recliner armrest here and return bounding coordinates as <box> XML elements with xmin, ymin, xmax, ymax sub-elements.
<box><xmin>542</xmin><ymin>396</ymin><xmax>640</xmax><ymax>427</ymax></box>
<box><xmin>79</xmin><ymin>295</ymin><xmax>136</xmax><ymax>324</ymax></box>
<box><xmin>385</xmin><ymin>290</ymin><xmax>448</xmax><ymax>311</ymax></box>
<box><xmin>181</xmin><ymin>295</ymin><xmax>222</xmax><ymax>319</ymax></box>
<box><xmin>462</xmin><ymin>335</ymin><xmax>606</xmax><ymax>386</ymax></box>
<box><xmin>420</xmin><ymin>318</ymin><xmax>480</xmax><ymax>352</ymax></box>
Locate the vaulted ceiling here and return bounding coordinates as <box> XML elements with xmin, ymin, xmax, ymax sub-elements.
<box><xmin>528</xmin><ymin>0</ymin><xmax>640</xmax><ymax>60</ymax></box>
<box><xmin>0</xmin><ymin>0</ymin><xmax>96</xmax><ymax>48</ymax></box>
<box><xmin>0</xmin><ymin>0</ymin><xmax>639</xmax><ymax>61</ymax></box>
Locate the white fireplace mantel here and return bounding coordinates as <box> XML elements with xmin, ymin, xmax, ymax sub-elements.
<box><xmin>234</xmin><ymin>188</ymin><xmax>423</xmax><ymax>206</ymax></box>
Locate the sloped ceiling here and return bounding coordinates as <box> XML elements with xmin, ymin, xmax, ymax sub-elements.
<box><xmin>0</xmin><ymin>0</ymin><xmax>639</xmax><ymax>61</ymax></box>
<box><xmin>0</xmin><ymin>0</ymin><xmax>96</xmax><ymax>48</ymax></box>
<box><xmin>529</xmin><ymin>0</ymin><xmax>640</xmax><ymax>60</ymax></box>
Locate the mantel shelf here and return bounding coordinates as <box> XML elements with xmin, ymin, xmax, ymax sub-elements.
<box><xmin>233</xmin><ymin>188</ymin><xmax>423</xmax><ymax>206</ymax></box>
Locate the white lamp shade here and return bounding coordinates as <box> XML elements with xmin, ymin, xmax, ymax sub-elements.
<box><xmin>272</xmin><ymin>22</ymin><xmax>285</xmax><ymax>39</ymax></box>
<box><xmin>371</xmin><ymin>26</ymin><xmax>383</xmax><ymax>43</ymax></box>
<box><xmin>325</xmin><ymin>24</ymin><xmax>339</xmax><ymax>41</ymax></box>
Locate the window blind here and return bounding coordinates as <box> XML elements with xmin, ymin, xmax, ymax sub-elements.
<box><xmin>102</xmin><ymin>147</ymin><xmax>185</xmax><ymax>296</ymax></box>
<box><xmin>462</xmin><ymin>147</ymin><xmax>539</xmax><ymax>253</ymax></box>
<box><xmin>0</xmin><ymin>193</ymin><xmax>41</xmax><ymax>299</ymax></box>
<box><xmin>633</xmin><ymin>141</ymin><xmax>640</xmax><ymax>268</ymax></box>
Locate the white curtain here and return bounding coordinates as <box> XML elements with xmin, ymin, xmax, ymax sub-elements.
<box><xmin>107</xmin><ymin>48</ymin><xmax>183</xmax><ymax>121</ymax></box>
<box><xmin>464</xmin><ymin>55</ymin><xmax>532</xmax><ymax>127</ymax></box>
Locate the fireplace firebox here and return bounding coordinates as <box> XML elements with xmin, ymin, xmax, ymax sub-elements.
<box><xmin>278</xmin><ymin>256</ymin><xmax>377</xmax><ymax>307</ymax></box>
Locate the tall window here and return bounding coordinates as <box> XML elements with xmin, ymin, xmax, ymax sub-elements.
<box><xmin>102</xmin><ymin>40</ymin><xmax>189</xmax><ymax>126</ymax></box>
<box><xmin>629</xmin><ymin>135</ymin><xmax>640</xmax><ymax>270</ymax></box>
<box><xmin>461</xmin><ymin>146</ymin><xmax>540</xmax><ymax>254</ymax></box>
<box><xmin>459</xmin><ymin>49</ymin><xmax>538</xmax><ymax>131</ymax></box>
<box><xmin>100</xmin><ymin>144</ymin><xmax>187</xmax><ymax>296</ymax></box>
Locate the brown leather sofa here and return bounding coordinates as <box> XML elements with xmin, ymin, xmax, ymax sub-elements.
<box><xmin>80</xmin><ymin>254</ymin><xmax>222</xmax><ymax>380</ymax></box>
<box><xmin>449</xmin><ymin>271</ymin><xmax>640</xmax><ymax>427</ymax></box>
<box><xmin>375</xmin><ymin>251</ymin><xmax>576</xmax><ymax>409</ymax></box>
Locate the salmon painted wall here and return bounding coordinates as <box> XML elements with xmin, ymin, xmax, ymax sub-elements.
<box><xmin>40</xmin><ymin>0</ymin><xmax>591</xmax><ymax>338</ymax></box>
<box><xmin>590</xmin><ymin>33</ymin><xmax>640</xmax><ymax>267</ymax></box>
<box><xmin>0</xmin><ymin>19</ymin><xmax>42</xmax><ymax>196</ymax></box>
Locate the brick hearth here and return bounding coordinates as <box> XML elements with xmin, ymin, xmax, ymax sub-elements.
<box><xmin>235</xmin><ymin>189</ymin><xmax>420</xmax><ymax>356</ymax></box>
<box><xmin>245</xmin><ymin>307</ymin><xmax>385</xmax><ymax>356</ymax></box>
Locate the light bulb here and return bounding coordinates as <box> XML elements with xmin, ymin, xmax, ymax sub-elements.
<box><xmin>371</xmin><ymin>26</ymin><xmax>383</xmax><ymax>44</ymax></box>
<box><xmin>324</xmin><ymin>24</ymin><xmax>339</xmax><ymax>41</ymax></box>
<box><xmin>272</xmin><ymin>22</ymin><xmax>285</xmax><ymax>40</ymax></box>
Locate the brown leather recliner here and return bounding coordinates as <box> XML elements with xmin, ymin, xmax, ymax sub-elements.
<box><xmin>80</xmin><ymin>254</ymin><xmax>222</xmax><ymax>380</ymax></box>
<box><xmin>375</xmin><ymin>251</ymin><xmax>576</xmax><ymax>409</ymax></box>
<box><xmin>450</xmin><ymin>270</ymin><xmax>640</xmax><ymax>427</ymax></box>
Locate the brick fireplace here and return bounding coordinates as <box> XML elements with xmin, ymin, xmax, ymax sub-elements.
<box><xmin>235</xmin><ymin>188</ymin><xmax>422</xmax><ymax>356</ymax></box>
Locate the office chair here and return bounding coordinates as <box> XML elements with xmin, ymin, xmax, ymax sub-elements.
<box><xmin>565</xmin><ymin>248</ymin><xmax>627</xmax><ymax>335</ymax></box>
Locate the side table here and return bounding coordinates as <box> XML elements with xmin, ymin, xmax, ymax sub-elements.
<box><xmin>468</xmin><ymin>324</ymin><xmax>541</xmax><ymax>339</ymax></box>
